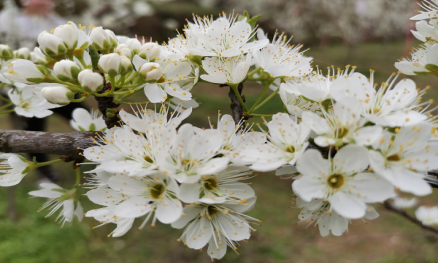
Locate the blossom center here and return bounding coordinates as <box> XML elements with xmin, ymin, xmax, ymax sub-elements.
<box><xmin>180</xmin><ymin>159</ymin><xmax>198</xmax><ymax>175</ymax></box>
<box><xmin>150</xmin><ymin>183</ymin><xmax>165</xmax><ymax>199</ymax></box>
<box><xmin>285</xmin><ymin>145</ymin><xmax>295</xmax><ymax>153</ymax></box>
<box><xmin>327</xmin><ymin>174</ymin><xmax>344</xmax><ymax>189</ymax></box>
<box><xmin>202</xmin><ymin>177</ymin><xmax>218</xmax><ymax>191</ymax></box>
<box><xmin>334</xmin><ymin>127</ymin><xmax>349</xmax><ymax>139</ymax></box>
<box><xmin>387</xmin><ymin>154</ymin><xmax>401</xmax><ymax>162</ymax></box>
<box><xmin>144</xmin><ymin>155</ymin><xmax>153</xmax><ymax>163</ymax></box>
<box><xmin>207</xmin><ymin>206</ymin><xmax>219</xmax><ymax>216</ymax></box>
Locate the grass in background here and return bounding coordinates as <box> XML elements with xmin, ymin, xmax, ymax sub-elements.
<box><xmin>0</xmin><ymin>42</ymin><xmax>437</xmax><ymax>262</ymax></box>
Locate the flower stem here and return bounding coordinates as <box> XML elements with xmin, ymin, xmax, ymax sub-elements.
<box><xmin>252</xmin><ymin>87</ymin><xmax>280</xmax><ymax>112</ymax></box>
<box><xmin>35</xmin><ymin>158</ymin><xmax>64</xmax><ymax>168</ymax></box>
<box><xmin>0</xmin><ymin>109</ymin><xmax>15</xmax><ymax>114</ymax></box>
<box><xmin>0</xmin><ymin>94</ymin><xmax>11</xmax><ymax>103</ymax></box>
<box><xmin>248</xmin><ymin>82</ymin><xmax>271</xmax><ymax>113</ymax></box>
<box><xmin>249</xmin><ymin>113</ymin><xmax>273</xmax><ymax>117</ymax></box>
<box><xmin>229</xmin><ymin>84</ymin><xmax>248</xmax><ymax>111</ymax></box>
<box><xmin>0</xmin><ymin>102</ymin><xmax>13</xmax><ymax>110</ymax></box>
<box><xmin>75</xmin><ymin>167</ymin><xmax>81</xmax><ymax>186</ymax></box>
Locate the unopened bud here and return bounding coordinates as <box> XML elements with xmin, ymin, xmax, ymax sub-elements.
<box><xmin>53</xmin><ymin>22</ymin><xmax>79</xmax><ymax>50</ymax></box>
<box><xmin>41</xmin><ymin>86</ymin><xmax>74</xmax><ymax>105</ymax></box>
<box><xmin>37</xmin><ymin>31</ymin><xmax>67</xmax><ymax>56</ymax></box>
<box><xmin>0</xmin><ymin>45</ymin><xmax>14</xmax><ymax>60</ymax></box>
<box><xmin>90</xmin><ymin>27</ymin><xmax>117</xmax><ymax>51</ymax></box>
<box><xmin>13</xmin><ymin>47</ymin><xmax>31</xmax><ymax>59</ymax></box>
<box><xmin>125</xmin><ymin>38</ymin><xmax>141</xmax><ymax>52</ymax></box>
<box><xmin>116</xmin><ymin>44</ymin><xmax>132</xmax><ymax>58</ymax></box>
<box><xmin>53</xmin><ymin>60</ymin><xmax>81</xmax><ymax>81</ymax></box>
<box><xmin>98</xmin><ymin>53</ymin><xmax>121</xmax><ymax>77</ymax></box>
<box><xmin>78</xmin><ymin>69</ymin><xmax>104</xmax><ymax>92</ymax></box>
<box><xmin>139</xmin><ymin>42</ymin><xmax>160</xmax><ymax>61</ymax></box>
<box><xmin>139</xmin><ymin>62</ymin><xmax>162</xmax><ymax>81</ymax></box>
<box><xmin>120</xmin><ymin>55</ymin><xmax>133</xmax><ymax>75</ymax></box>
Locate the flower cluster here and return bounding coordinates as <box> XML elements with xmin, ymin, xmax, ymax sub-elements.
<box><xmin>395</xmin><ymin>0</ymin><xmax>438</xmax><ymax>76</ymax></box>
<box><xmin>0</xmin><ymin>9</ymin><xmax>437</xmax><ymax>261</ymax></box>
<box><xmin>83</xmin><ymin>105</ymin><xmax>259</xmax><ymax>259</ymax></box>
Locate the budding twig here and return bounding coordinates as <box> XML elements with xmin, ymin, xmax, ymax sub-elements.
<box><xmin>383</xmin><ymin>201</ymin><xmax>438</xmax><ymax>235</ymax></box>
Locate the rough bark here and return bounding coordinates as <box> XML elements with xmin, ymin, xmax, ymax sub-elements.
<box><xmin>0</xmin><ymin>130</ymin><xmax>97</xmax><ymax>159</ymax></box>
<box><xmin>94</xmin><ymin>82</ymin><xmax>121</xmax><ymax>129</ymax></box>
<box><xmin>95</xmin><ymin>95</ymin><xmax>121</xmax><ymax>128</ymax></box>
<box><xmin>224</xmin><ymin>82</ymin><xmax>249</xmax><ymax>126</ymax></box>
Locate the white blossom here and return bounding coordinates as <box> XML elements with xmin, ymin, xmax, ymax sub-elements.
<box><xmin>171</xmin><ymin>200</ymin><xmax>259</xmax><ymax>260</ymax></box>
<box><xmin>133</xmin><ymin>54</ymin><xmax>198</xmax><ymax>103</ymax></box>
<box><xmin>237</xmin><ymin>113</ymin><xmax>310</xmax><ymax>172</ymax></box>
<box><xmin>253</xmin><ymin>32</ymin><xmax>312</xmax><ymax>78</ymax></box>
<box><xmin>296</xmin><ymin>197</ymin><xmax>379</xmax><ymax>237</ymax></box>
<box><xmin>331</xmin><ymin>71</ymin><xmax>431</xmax><ymax>127</ymax></box>
<box><xmin>70</xmin><ymin>108</ymin><xmax>106</xmax><ymax>132</ymax></box>
<box><xmin>178</xmin><ymin>166</ymin><xmax>255</xmax><ymax>204</ymax></box>
<box><xmin>157</xmin><ymin>124</ymin><xmax>228</xmax><ymax>183</ymax></box>
<box><xmin>293</xmin><ymin>145</ymin><xmax>395</xmax><ymax>219</ymax></box>
<box><xmin>302</xmin><ymin>98</ymin><xmax>382</xmax><ymax>147</ymax></box>
<box><xmin>29</xmin><ymin>183</ymin><xmax>83</xmax><ymax>226</ymax></box>
<box><xmin>0</xmin><ymin>153</ymin><xmax>29</xmax><ymax>186</ymax></box>
<box><xmin>415</xmin><ymin>206</ymin><xmax>438</xmax><ymax>226</ymax></box>
<box><xmin>368</xmin><ymin>125</ymin><xmax>438</xmax><ymax>196</ymax></box>
<box><xmin>180</xmin><ymin>14</ymin><xmax>268</xmax><ymax>57</ymax></box>
<box><xmin>8</xmin><ymin>85</ymin><xmax>61</xmax><ymax>118</ymax></box>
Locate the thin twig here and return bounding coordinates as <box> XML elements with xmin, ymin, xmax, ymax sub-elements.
<box><xmin>223</xmin><ymin>82</ymin><xmax>249</xmax><ymax>127</ymax></box>
<box><xmin>384</xmin><ymin>201</ymin><xmax>438</xmax><ymax>235</ymax></box>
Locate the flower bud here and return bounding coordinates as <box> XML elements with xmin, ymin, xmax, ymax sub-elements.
<box><xmin>53</xmin><ymin>22</ymin><xmax>79</xmax><ymax>50</ymax></box>
<box><xmin>53</xmin><ymin>60</ymin><xmax>81</xmax><ymax>81</ymax></box>
<box><xmin>139</xmin><ymin>62</ymin><xmax>162</xmax><ymax>81</ymax></box>
<box><xmin>37</xmin><ymin>31</ymin><xmax>67</xmax><ymax>56</ymax></box>
<box><xmin>14</xmin><ymin>47</ymin><xmax>31</xmax><ymax>59</ymax></box>
<box><xmin>120</xmin><ymin>55</ymin><xmax>133</xmax><ymax>75</ymax></box>
<box><xmin>4</xmin><ymin>59</ymin><xmax>47</xmax><ymax>84</ymax></box>
<box><xmin>90</xmin><ymin>27</ymin><xmax>117</xmax><ymax>51</ymax></box>
<box><xmin>0</xmin><ymin>45</ymin><xmax>14</xmax><ymax>60</ymax></box>
<box><xmin>41</xmin><ymin>86</ymin><xmax>74</xmax><ymax>105</ymax></box>
<box><xmin>32</xmin><ymin>47</ymin><xmax>48</xmax><ymax>64</ymax></box>
<box><xmin>78</xmin><ymin>69</ymin><xmax>104</xmax><ymax>92</ymax></box>
<box><xmin>98</xmin><ymin>53</ymin><xmax>121</xmax><ymax>77</ymax></box>
<box><xmin>125</xmin><ymin>38</ymin><xmax>141</xmax><ymax>52</ymax></box>
<box><xmin>116</xmin><ymin>44</ymin><xmax>132</xmax><ymax>58</ymax></box>
<box><xmin>139</xmin><ymin>42</ymin><xmax>160</xmax><ymax>61</ymax></box>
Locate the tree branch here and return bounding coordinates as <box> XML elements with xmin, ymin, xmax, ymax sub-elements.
<box><xmin>94</xmin><ymin>80</ymin><xmax>121</xmax><ymax>129</ymax></box>
<box><xmin>0</xmin><ymin>130</ymin><xmax>97</xmax><ymax>159</ymax></box>
<box><xmin>224</xmin><ymin>82</ymin><xmax>249</xmax><ymax>126</ymax></box>
<box><xmin>384</xmin><ymin>201</ymin><xmax>438</xmax><ymax>235</ymax></box>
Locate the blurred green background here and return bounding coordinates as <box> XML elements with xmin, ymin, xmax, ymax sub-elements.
<box><xmin>0</xmin><ymin>0</ymin><xmax>438</xmax><ymax>262</ymax></box>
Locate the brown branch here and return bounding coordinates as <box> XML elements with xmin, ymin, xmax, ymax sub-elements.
<box><xmin>94</xmin><ymin>79</ymin><xmax>121</xmax><ymax>129</ymax></box>
<box><xmin>0</xmin><ymin>130</ymin><xmax>97</xmax><ymax>159</ymax></box>
<box><xmin>95</xmin><ymin>94</ymin><xmax>121</xmax><ymax>128</ymax></box>
<box><xmin>223</xmin><ymin>82</ymin><xmax>249</xmax><ymax>126</ymax></box>
<box><xmin>384</xmin><ymin>201</ymin><xmax>438</xmax><ymax>235</ymax></box>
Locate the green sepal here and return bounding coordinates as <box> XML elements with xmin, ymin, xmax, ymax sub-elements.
<box><xmin>90</xmin><ymin>47</ymin><xmax>100</xmax><ymax>69</ymax></box>
<box><xmin>1</xmin><ymin>48</ymin><xmax>13</xmax><ymax>60</ymax></box>
<box><xmin>413</xmin><ymin>71</ymin><xmax>429</xmax><ymax>76</ymax></box>
<box><xmin>89</xmin><ymin>123</ymin><xmax>96</xmax><ymax>131</ymax></box>
<box><xmin>320</xmin><ymin>98</ymin><xmax>332</xmax><ymax>111</ymax></box>
<box><xmin>26</xmin><ymin>77</ymin><xmax>45</xmax><ymax>83</ymax></box>
<box><xmin>70</xmin><ymin>66</ymin><xmax>81</xmax><ymax>79</ymax></box>
<box><xmin>106</xmin><ymin>108</ymin><xmax>118</xmax><ymax>118</ymax></box>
